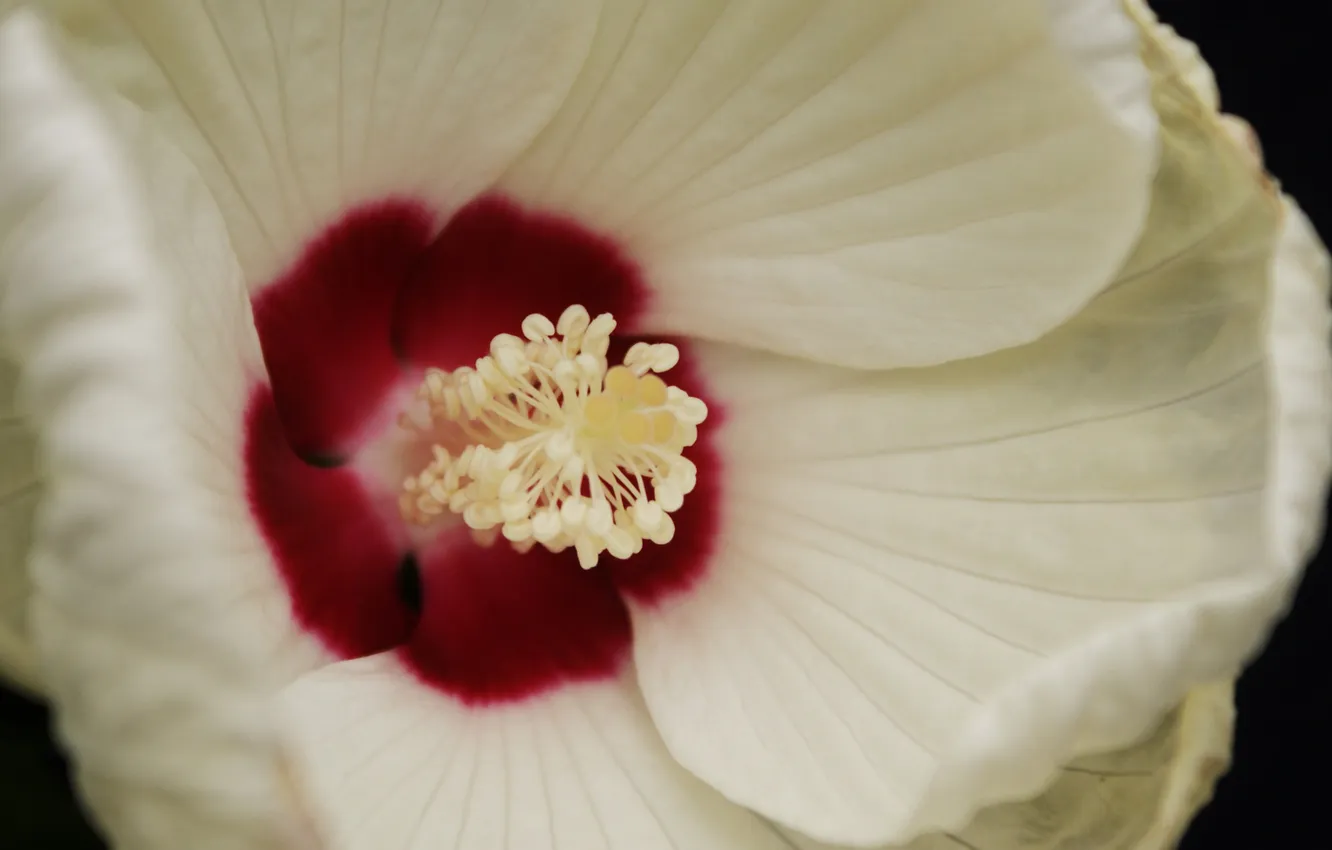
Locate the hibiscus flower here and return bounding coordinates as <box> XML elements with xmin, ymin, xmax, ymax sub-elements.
<box><xmin>0</xmin><ymin>2</ymin><xmax>1327</xmax><ymax>850</ymax></box>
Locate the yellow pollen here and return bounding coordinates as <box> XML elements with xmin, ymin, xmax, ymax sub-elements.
<box><xmin>583</xmin><ymin>395</ymin><xmax>617</xmax><ymax>430</ymax></box>
<box><xmin>650</xmin><ymin>410</ymin><xmax>677</xmax><ymax>442</ymax></box>
<box><xmin>604</xmin><ymin>365</ymin><xmax>638</xmax><ymax>398</ymax></box>
<box><xmin>399</xmin><ymin>304</ymin><xmax>708</xmax><ymax>569</ymax></box>
<box><xmin>618</xmin><ymin>412</ymin><xmax>650</xmax><ymax>445</ymax></box>
<box><xmin>637</xmin><ymin>373</ymin><xmax>668</xmax><ymax>406</ymax></box>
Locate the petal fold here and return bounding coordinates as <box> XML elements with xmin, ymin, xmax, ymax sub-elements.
<box><xmin>1045</xmin><ymin>0</ymin><xmax>1157</xmax><ymax>153</ymax></box>
<box><xmin>777</xmin><ymin>682</ymin><xmax>1236</xmax><ymax>850</ymax></box>
<box><xmin>281</xmin><ymin>655</ymin><xmax>796</xmax><ymax>850</ymax></box>
<box><xmin>500</xmin><ymin>0</ymin><xmax>1154</xmax><ymax>368</ymax></box>
<box><xmin>0</xmin><ymin>13</ymin><xmax>316</xmax><ymax>848</ymax></box>
<box><xmin>251</xmin><ymin>200</ymin><xmax>433</xmax><ymax>458</ymax></box>
<box><xmin>629</xmin><ymin>37</ymin><xmax>1302</xmax><ymax>844</ymax></box>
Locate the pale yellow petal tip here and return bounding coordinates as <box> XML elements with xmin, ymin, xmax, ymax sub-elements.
<box><xmin>1128</xmin><ymin>1</ymin><xmax>1274</xmax><ymax>189</ymax></box>
<box><xmin>941</xmin><ymin>682</ymin><xmax>1235</xmax><ymax>850</ymax></box>
<box><xmin>1124</xmin><ymin>0</ymin><xmax>1219</xmax><ymax>110</ymax></box>
<box><xmin>0</xmin><ymin>626</ymin><xmax>43</xmax><ymax>697</ymax></box>
<box><xmin>1218</xmin><ymin>114</ymin><xmax>1266</xmax><ymax>173</ymax></box>
<box><xmin>400</xmin><ymin>305</ymin><xmax>704</xmax><ymax>568</ymax></box>
<box><xmin>1136</xmin><ymin>681</ymin><xmax>1236</xmax><ymax>850</ymax></box>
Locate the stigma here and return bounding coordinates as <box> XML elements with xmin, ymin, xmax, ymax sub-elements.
<box><xmin>399</xmin><ymin>305</ymin><xmax>707</xmax><ymax>569</ymax></box>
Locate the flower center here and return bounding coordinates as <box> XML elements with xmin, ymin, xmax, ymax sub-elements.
<box><xmin>399</xmin><ymin>305</ymin><xmax>708</xmax><ymax>569</ymax></box>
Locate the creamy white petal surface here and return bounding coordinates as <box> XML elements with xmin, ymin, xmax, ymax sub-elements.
<box><xmin>0</xmin><ymin>0</ymin><xmax>1178</xmax><ymax>703</ymax></box>
<box><xmin>627</xmin><ymin>41</ymin><xmax>1314</xmax><ymax>843</ymax></box>
<box><xmin>281</xmin><ymin>657</ymin><xmax>794</xmax><ymax>850</ymax></box>
<box><xmin>0</xmin><ymin>0</ymin><xmax>1159</xmax><ymax>695</ymax></box>
<box><xmin>0</xmin><ymin>6</ymin><xmax>1324</xmax><ymax>850</ymax></box>
<box><xmin>0</xmin><ymin>14</ymin><xmax>316</xmax><ymax>849</ymax></box>
<box><xmin>498</xmin><ymin>0</ymin><xmax>1153</xmax><ymax>368</ymax></box>
<box><xmin>43</xmin><ymin>0</ymin><xmax>1156</xmax><ymax>368</ymax></box>
<box><xmin>281</xmin><ymin>662</ymin><xmax>1236</xmax><ymax>850</ymax></box>
<box><xmin>40</xmin><ymin>0</ymin><xmax>600</xmax><ymax>283</ymax></box>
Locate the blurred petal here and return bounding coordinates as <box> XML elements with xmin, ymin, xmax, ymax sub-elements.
<box><xmin>500</xmin><ymin>0</ymin><xmax>1153</xmax><ymax>368</ymax></box>
<box><xmin>1124</xmin><ymin>0</ymin><xmax>1220</xmax><ymax>110</ymax></box>
<box><xmin>0</xmin><ymin>356</ymin><xmax>41</xmax><ymax>695</ymax></box>
<box><xmin>281</xmin><ymin>655</ymin><xmax>795</xmax><ymax>850</ymax></box>
<box><xmin>0</xmin><ymin>14</ymin><xmax>316</xmax><ymax>848</ymax></box>
<box><xmin>629</xmin><ymin>41</ymin><xmax>1302</xmax><ymax>845</ymax></box>
<box><xmin>43</xmin><ymin>0</ymin><xmax>600</xmax><ymax>283</ymax></box>
<box><xmin>1265</xmin><ymin>198</ymin><xmax>1332</xmax><ymax>586</ymax></box>
<box><xmin>0</xmin><ymin>0</ymin><xmax>40</xmax><ymax>701</ymax></box>
<box><xmin>1129</xmin><ymin>3</ymin><xmax>1332</xmax><ymax>583</ymax></box>
<box><xmin>773</xmin><ymin>681</ymin><xmax>1236</xmax><ymax>850</ymax></box>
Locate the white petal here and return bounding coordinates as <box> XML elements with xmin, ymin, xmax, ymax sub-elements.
<box><xmin>629</xmin><ymin>55</ymin><xmax>1310</xmax><ymax>844</ymax></box>
<box><xmin>774</xmin><ymin>681</ymin><xmax>1236</xmax><ymax>850</ymax></box>
<box><xmin>281</xmin><ymin>654</ymin><xmax>795</xmax><ymax>850</ymax></box>
<box><xmin>0</xmin><ymin>13</ymin><xmax>316</xmax><ymax>848</ymax></box>
<box><xmin>1046</xmin><ymin>0</ymin><xmax>1158</xmax><ymax>151</ymax></box>
<box><xmin>43</xmin><ymin>0</ymin><xmax>599</xmax><ymax>283</ymax></box>
<box><xmin>0</xmin><ymin>356</ymin><xmax>42</xmax><ymax>696</ymax></box>
<box><xmin>499</xmin><ymin>0</ymin><xmax>1154</xmax><ymax>368</ymax></box>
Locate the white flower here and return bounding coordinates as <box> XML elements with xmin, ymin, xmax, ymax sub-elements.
<box><xmin>0</xmin><ymin>2</ymin><xmax>1324</xmax><ymax>850</ymax></box>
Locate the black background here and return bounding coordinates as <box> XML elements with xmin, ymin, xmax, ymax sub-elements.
<box><xmin>1</xmin><ymin>3</ymin><xmax>1328</xmax><ymax>848</ymax></box>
